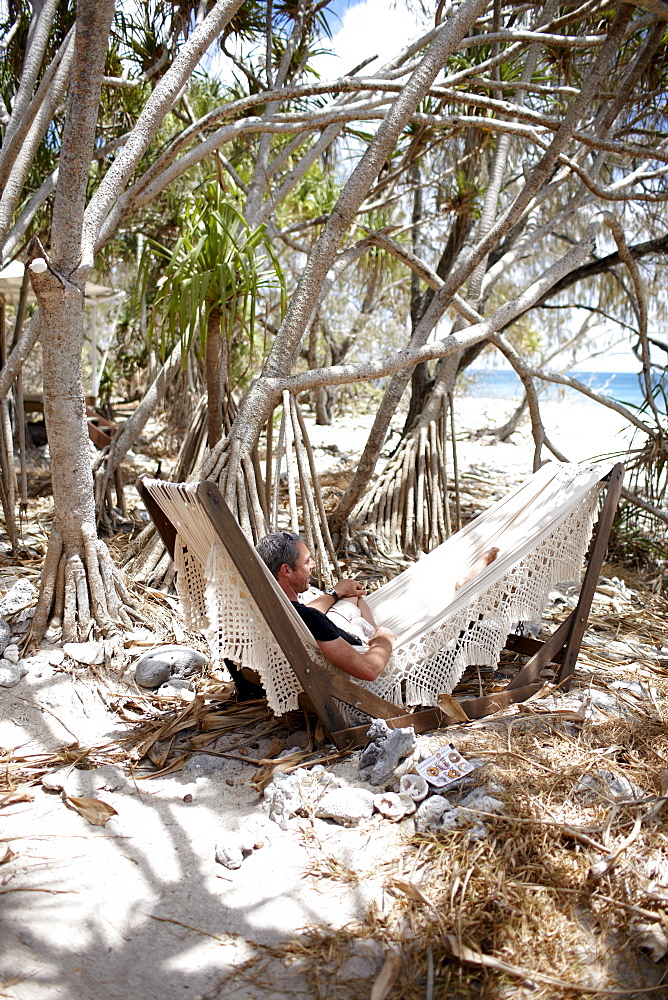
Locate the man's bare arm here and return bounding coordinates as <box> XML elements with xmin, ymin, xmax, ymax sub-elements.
<box><xmin>308</xmin><ymin>578</ymin><xmax>367</xmax><ymax>613</ymax></box>
<box><xmin>317</xmin><ymin>627</ymin><xmax>395</xmax><ymax>682</ymax></box>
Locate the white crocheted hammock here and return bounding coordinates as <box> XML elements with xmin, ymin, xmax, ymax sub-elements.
<box><xmin>143</xmin><ymin>461</ymin><xmax>610</xmax><ymax>717</ymax></box>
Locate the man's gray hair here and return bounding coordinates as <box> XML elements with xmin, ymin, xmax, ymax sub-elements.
<box><xmin>256</xmin><ymin>531</ymin><xmax>301</xmax><ymax>579</ymax></box>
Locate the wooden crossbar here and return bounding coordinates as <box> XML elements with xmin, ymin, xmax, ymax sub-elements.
<box><xmin>137</xmin><ymin>463</ymin><xmax>624</xmax><ymax>750</ymax></box>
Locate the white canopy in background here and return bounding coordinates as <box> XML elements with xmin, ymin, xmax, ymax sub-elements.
<box><xmin>0</xmin><ymin>261</ymin><xmax>125</xmax><ymax>397</ymax></box>
<box><xmin>0</xmin><ymin>259</ymin><xmax>119</xmax><ymax>304</ymax></box>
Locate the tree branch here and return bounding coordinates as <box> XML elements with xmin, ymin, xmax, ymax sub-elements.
<box><xmin>0</xmin><ymin>313</ymin><xmax>40</xmax><ymax>403</ymax></box>
<box><xmin>264</xmin><ymin>224</ymin><xmax>600</xmax><ymax>395</ymax></box>
<box><xmin>50</xmin><ymin>0</ymin><xmax>116</xmax><ymax>274</ymax></box>
<box><xmin>0</xmin><ymin>0</ymin><xmax>59</xmax><ymax>161</ymax></box>
<box><xmin>0</xmin><ymin>37</ymin><xmax>74</xmax><ymax>246</ymax></box>
<box><xmin>82</xmin><ymin>0</ymin><xmax>246</xmax><ymax>263</ymax></box>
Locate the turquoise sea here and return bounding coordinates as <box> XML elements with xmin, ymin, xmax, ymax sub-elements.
<box><xmin>465</xmin><ymin>369</ymin><xmax>666</xmax><ymax>411</ymax></box>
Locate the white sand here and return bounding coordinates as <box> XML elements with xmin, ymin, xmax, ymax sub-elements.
<box><xmin>453</xmin><ymin>395</ymin><xmax>633</xmax><ymax>475</ymax></box>
<box><xmin>302</xmin><ymin>393</ymin><xmax>634</xmax><ymax>484</ymax></box>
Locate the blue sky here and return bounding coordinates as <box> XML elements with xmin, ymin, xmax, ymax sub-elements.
<box><xmin>313</xmin><ymin>0</ymin><xmax>429</xmax><ymax>77</ymax></box>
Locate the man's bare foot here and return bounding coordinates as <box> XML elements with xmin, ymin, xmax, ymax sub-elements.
<box><xmin>455</xmin><ymin>547</ymin><xmax>500</xmax><ymax>590</ymax></box>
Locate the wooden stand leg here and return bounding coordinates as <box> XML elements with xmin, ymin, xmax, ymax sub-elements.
<box><xmin>557</xmin><ymin>463</ymin><xmax>624</xmax><ymax>690</ymax></box>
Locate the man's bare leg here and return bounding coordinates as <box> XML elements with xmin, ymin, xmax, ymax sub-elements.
<box><xmin>456</xmin><ymin>547</ymin><xmax>500</xmax><ymax>590</ymax></box>
<box><xmin>332</xmin><ymin>594</ymin><xmax>377</xmax><ymax>627</ymax></box>
<box><xmin>357</xmin><ymin>596</ymin><xmax>377</xmax><ymax>627</ymax></box>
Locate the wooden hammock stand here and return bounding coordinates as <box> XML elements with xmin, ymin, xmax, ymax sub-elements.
<box><xmin>137</xmin><ymin>463</ymin><xmax>624</xmax><ymax>750</ymax></box>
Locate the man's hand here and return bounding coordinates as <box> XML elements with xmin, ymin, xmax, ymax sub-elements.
<box><xmin>333</xmin><ymin>579</ymin><xmax>367</xmax><ymax>599</ymax></box>
<box><xmin>317</xmin><ymin>625</ymin><xmax>396</xmax><ymax>682</ymax></box>
<box><xmin>369</xmin><ymin>626</ymin><xmax>395</xmax><ymax>647</ymax></box>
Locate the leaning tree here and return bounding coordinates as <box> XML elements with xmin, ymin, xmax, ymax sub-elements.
<box><xmin>1</xmin><ymin>0</ymin><xmax>251</xmax><ymax>642</ymax></box>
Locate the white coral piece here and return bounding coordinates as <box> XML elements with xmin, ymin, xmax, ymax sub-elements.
<box><xmin>315</xmin><ymin>787</ymin><xmax>375</xmax><ymax>826</ymax></box>
<box><xmin>399</xmin><ymin>773</ymin><xmax>429</xmax><ymax>801</ymax></box>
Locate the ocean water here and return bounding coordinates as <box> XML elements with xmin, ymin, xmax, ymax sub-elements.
<box><xmin>464</xmin><ymin>369</ymin><xmax>666</xmax><ymax>411</ymax></box>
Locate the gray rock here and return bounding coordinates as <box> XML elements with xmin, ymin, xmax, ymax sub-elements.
<box><xmin>135</xmin><ymin>645</ymin><xmax>208</xmax><ymax>688</ymax></box>
<box><xmin>610</xmin><ymin>679</ymin><xmax>652</xmax><ymax>700</ymax></box>
<box><xmin>9</xmin><ymin>612</ymin><xmax>33</xmax><ymax>636</ymax></box>
<box><xmin>340</xmin><ymin>940</ymin><xmax>384</xmax><ymax>980</ymax></box>
<box><xmin>461</xmin><ymin>791</ymin><xmax>505</xmax><ymax>815</ymax></box>
<box><xmin>0</xmin><ymin>658</ymin><xmax>28</xmax><ymax>687</ymax></box>
<box><xmin>0</xmin><ymin>579</ymin><xmax>38</xmax><ymax>617</ymax></box>
<box><xmin>0</xmin><ymin>618</ymin><xmax>10</xmax><ymax>655</ymax></box>
<box><xmin>414</xmin><ymin>794</ymin><xmax>453</xmax><ymax>833</ymax></box>
<box><xmin>359</xmin><ymin>719</ymin><xmax>417</xmax><ymax>786</ymax></box>
<box><xmin>585</xmin><ymin>689</ymin><xmax>621</xmax><ymax>711</ymax></box>
<box><xmin>157</xmin><ymin>678</ymin><xmax>196</xmax><ymax>701</ymax></box>
<box><xmin>575</xmin><ymin>768</ymin><xmax>643</xmax><ymax>802</ymax></box>
<box><xmin>2</xmin><ymin>644</ymin><xmax>20</xmax><ymax>663</ymax></box>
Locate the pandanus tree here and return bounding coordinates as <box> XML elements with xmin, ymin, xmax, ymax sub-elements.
<box><xmin>0</xmin><ymin>0</ymin><xmax>250</xmax><ymax>646</ymax></box>
<box><xmin>341</xmin><ymin>8</ymin><xmax>552</xmax><ymax>552</ymax></box>
<box><xmin>147</xmin><ymin>184</ymin><xmax>285</xmax><ymax>451</ymax></box>
<box><xmin>326</xmin><ymin>1</ymin><xmax>668</xmax><ymax>546</ymax></box>
<box><xmin>201</xmin><ymin>1</ymin><xmax>668</xmax><ymax>549</ymax></box>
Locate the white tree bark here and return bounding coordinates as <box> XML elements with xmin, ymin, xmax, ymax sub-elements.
<box><xmin>82</xmin><ymin>0</ymin><xmax>246</xmax><ymax>265</ymax></box>
<box><xmin>0</xmin><ymin>35</ymin><xmax>74</xmax><ymax>248</ymax></box>
<box><xmin>26</xmin><ymin>0</ymin><xmax>113</xmax><ymax>560</ymax></box>
<box><xmin>0</xmin><ymin>0</ymin><xmax>60</xmax><ymax>162</ymax></box>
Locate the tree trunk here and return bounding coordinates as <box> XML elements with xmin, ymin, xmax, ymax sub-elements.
<box><xmin>315</xmin><ymin>386</ymin><xmax>331</xmax><ymax>425</ymax></box>
<box><xmin>206</xmin><ymin>306</ymin><xmax>224</xmax><ymax>447</ymax></box>
<box><xmin>26</xmin><ymin>0</ymin><xmax>131</xmax><ymax>646</ymax></box>
<box><xmin>402</xmin><ymin>161</ymin><xmax>433</xmax><ymax>435</ymax></box>
<box><xmin>35</xmin><ymin>278</ymin><xmax>97</xmax><ymax>553</ymax></box>
<box><xmin>331</xmin><ymin>192</ymin><xmax>476</xmax><ymax>533</ymax></box>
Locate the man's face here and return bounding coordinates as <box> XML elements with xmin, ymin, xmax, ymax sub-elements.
<box><xmin>283</xmin><ymin>540</ymin><xmax>315</xmax><ymax>594</ymax></box>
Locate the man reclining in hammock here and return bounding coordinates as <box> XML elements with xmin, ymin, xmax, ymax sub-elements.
<box><xmin>257</xmin><ymin>531</ymin><xmax>498</xmax><ymax>683</ymax></box>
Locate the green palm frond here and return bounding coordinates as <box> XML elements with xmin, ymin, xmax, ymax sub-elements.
<box><xmin>146</xmin><ymin>184</ymin><xmax>285</xmax><ymax>373</ymax></box>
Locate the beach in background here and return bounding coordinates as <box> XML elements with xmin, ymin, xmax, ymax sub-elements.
<box><xmin>304</xmin><ymin>378</ymin><xmax>637</xmax><ymax>486</ymax></box>
<box><xmin>452</xmin><ymin>393</ymin><xmax>633</xmax><ymax>482</ymax></box>
<box><xmin>465</xmin><ymin>368</ymin><xmax>665</xmax><ymax>412</ymax></box>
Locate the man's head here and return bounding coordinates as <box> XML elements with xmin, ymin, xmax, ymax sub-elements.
<box><xmin>256</xmin><ymin>531</ymin><xmax>315</xmax><ymax>596</ymax></box>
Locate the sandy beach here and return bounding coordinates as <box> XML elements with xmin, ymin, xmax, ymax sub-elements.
<box><xmin>302</xmin><ymin>392</ymin><xmax>635</xmax><ymax>486</ymax></box>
